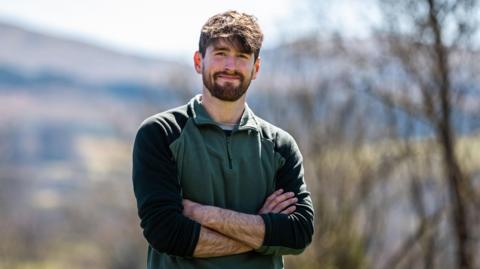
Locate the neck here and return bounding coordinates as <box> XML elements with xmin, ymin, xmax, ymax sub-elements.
<box><xmin>200</xmin><ymin>89</ymin><xmax>246</xmax><ymax>125</ymax></box>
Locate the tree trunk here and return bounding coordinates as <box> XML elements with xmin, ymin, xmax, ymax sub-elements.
<box><xmin>427</xmin><ymin>0</ymin><xmax>473</xmax><ymax>267</ymax></box>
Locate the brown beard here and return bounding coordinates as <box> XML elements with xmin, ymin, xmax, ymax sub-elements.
<box><xmin>202</xmin><ymin>69</ymin><xmax>253</xmax><ymax>102</ymax></box>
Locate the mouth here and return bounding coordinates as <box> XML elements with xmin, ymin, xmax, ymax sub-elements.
<box><xmin>215</xmin><ymin>73</ymin><xmax>241</xmax><ymax>81</ymax></box>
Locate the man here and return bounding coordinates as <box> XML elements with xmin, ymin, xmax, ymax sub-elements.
<box><xmin>132</xmin><ymin>10</ymin><xmax>314</xmax><ymax>269</ymax></box>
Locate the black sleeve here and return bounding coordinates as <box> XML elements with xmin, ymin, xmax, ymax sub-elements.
<box><xmin>258</xmin><ymin>132</ymin><xmax>314</xmax><ymax>255</ymax></box>
<box><xmin>132</xmin><ymin>117</ymin><xmax>200</xmax><ymax>257</ymax></box>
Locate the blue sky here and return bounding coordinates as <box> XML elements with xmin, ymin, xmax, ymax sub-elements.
<box><xmin>0</xmin><ymin>0</ymin><xmax>379</xmax><ymax>62</ymax></box>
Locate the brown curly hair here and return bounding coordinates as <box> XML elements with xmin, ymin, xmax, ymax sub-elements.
<box><xmin>199</xmin><ymin>10</ymin><xmax>264</xmax><ymax>60</ymax></box>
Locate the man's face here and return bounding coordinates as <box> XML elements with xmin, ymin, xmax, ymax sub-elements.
<box><xmin>195</xmin><ymin>39</ymin><xmax>260</xmax><ymax>102</ymax></box>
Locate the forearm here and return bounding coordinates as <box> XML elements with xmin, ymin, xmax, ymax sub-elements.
<box><xmin>194</xmin><ymin>205</ymin><xmax>265</xmax><ymax>249</ymax></box>
<box><xmin>183</xmin><ymin>186</ymin><xmax>302</xmax><ymax>254</ymax></box>
<box><xmin>193</xmin><ymin>226</ymin><xmax>252</xmax><ymax>257</ymax></box>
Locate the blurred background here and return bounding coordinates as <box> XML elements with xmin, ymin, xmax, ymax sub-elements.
<box><xmin>0</xmin><ymin>0</ymin><xmax>479</xmax><ymax>268</ymax></box>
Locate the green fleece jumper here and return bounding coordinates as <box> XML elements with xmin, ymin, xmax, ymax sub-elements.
<box><xmin>132</xmin><ymin>95</ymin><xmax>314</xmax><ymax>269</ymax></box>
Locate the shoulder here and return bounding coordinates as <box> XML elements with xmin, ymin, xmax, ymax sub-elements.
<box><xmin>136</xmin><ymin>104</ymin><xmax>191</xmax><ymax>144</ymax></box>
<box><xmin>254</xmin><ymin>116</ymin><xmax>300</xmax><ymax>156</ymax></box>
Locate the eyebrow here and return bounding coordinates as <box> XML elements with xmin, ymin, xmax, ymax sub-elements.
<box><xmin>211</xmin><ymin>45</ymin><xmax>251</xmax><ymax>57</ymax></box>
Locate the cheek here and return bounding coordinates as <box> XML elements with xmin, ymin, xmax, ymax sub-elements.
<box><xmin>205</xmin><ymin>61</ymin><xmax>221</xmax><ymax>74</ymax></box>
<box><xmin>208</xmin><ymin>57</ymin><xmax>224</xmax><ymax>67</ymax></box>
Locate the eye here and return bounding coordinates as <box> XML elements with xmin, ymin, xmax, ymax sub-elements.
<box><xmin>238</xmin><ymin>54</ymin><xmax>250</xmax><ymax>59</ymax></box>
<box><xmin>215</xmin><ymin>51</ymin><xmax>227</xmax><ymax>56</ymax></box>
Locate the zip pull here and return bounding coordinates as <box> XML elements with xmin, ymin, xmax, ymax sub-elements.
<box><xmin>226</xmin><ymin>135</ymin><xmax>233</xmax><ymax>169</ymax></box>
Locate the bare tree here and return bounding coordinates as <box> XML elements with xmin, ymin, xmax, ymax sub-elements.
<box><xmin>370</xmin><ymin>1</ymin><xmax>479</xmax><ymax>268</ymax></box>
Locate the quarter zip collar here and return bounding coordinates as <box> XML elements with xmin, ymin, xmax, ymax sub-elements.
<box><xmin>189</xmin><ymin>94</ymin><xmax>259</xmax><ymax>132</ymax></box>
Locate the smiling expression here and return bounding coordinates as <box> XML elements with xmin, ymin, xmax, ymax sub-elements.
<box><xmin>195</xmin><ymin>39</ymin><xmax>260</xmax><ymax>102</ymax></box>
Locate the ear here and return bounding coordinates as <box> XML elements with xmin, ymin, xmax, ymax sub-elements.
<box><xmin>252</xmin><ymin>57</ymin><xmax>261</xmax><ymax>80</ymax></box>
<box><xmin>193</xmin><ymin>51</ymin><xmax>202</xmax><ymax>74</ymax></box>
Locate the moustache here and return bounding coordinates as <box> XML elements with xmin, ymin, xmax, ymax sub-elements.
<box><xmin>214</xmin><ymin>72</ymin><xmax>244</xmax><ymax>80</ymax></box>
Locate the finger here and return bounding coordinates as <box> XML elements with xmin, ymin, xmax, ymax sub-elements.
<box><xmin>281</xmin><ymin>206</ymin><xmax>296</xmax><ymax>215</ymax></box>
<box><xmin>265</xmin><ymin>189</ymin><xmax>284</xmax><ymax>203</ymax></box>
<box><xmin>272</xmin><ymin>197</ymin><xmax>298</xmax><ymax>213</ymax></box>
<box><xmin>262</xmin><ymin>189</ymin><xmax>285</xmax><ymax>212</ymax></box>
<box><xmin>264</xmin><ymin>192</ymin><xmax>294</xmax><ymax>213</ymax></box>
<box><xmin>273</xmin><ymin>188</ymin><xmax>284</xmax><ymax>195</ymax></box>
<box><xmin>271</xmin><ymin>192</ymin><xmax>295</xmax><ymax>207</ymax></box>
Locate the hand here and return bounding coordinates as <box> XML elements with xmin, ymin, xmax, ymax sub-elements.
<box><xmin>258</xmin><ymin>189</ymin><xmax>297</xmax><ymax>215</ymax></box>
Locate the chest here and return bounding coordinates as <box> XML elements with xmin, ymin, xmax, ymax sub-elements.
<box><xmin>170</xmin><ymin>125</ymin><xmax>283</xmax><ymax>214</ymax></box>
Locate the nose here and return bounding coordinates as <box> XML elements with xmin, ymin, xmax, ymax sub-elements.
<box><xmin>224</xmin><ymin>56</ymin><xmax>236</xmax><ymax>71</ymax></box>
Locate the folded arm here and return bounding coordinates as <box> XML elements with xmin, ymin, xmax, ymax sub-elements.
<box><xmin>184</xmin><ymin>133</ymin><xmax>315</xmax><ymax>256</ymax></box>
<box><xmin>257</xmin><ymin>132</ymin><xmax>315</xmax><ymax>255</ymax></box>
<box><xmin>190</xmin><ymin>189</ymin><xmax>297</xmax><ymax>256</ymax></box>
<box><xmin>184</xmin><ymin>189</ymin><xmax>298</xmax><ymax>249</ymax></box>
